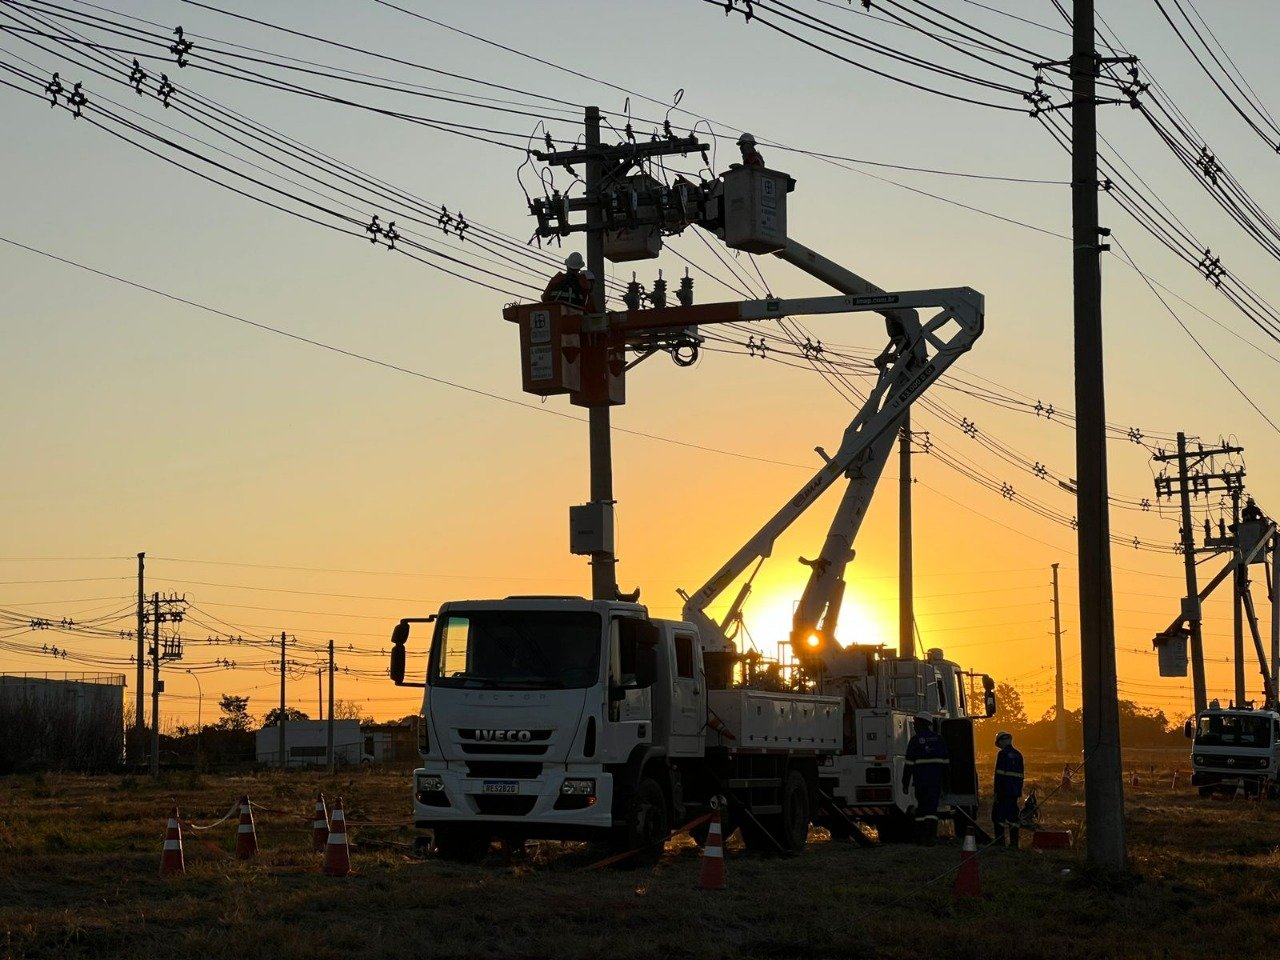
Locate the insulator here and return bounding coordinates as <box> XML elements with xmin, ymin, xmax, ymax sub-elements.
<box><xmin>650</xmin><ymin>271</ymin><xmax>667</xmax><ymax>309</ymax></box>
<box><xmin>677</xmin><ymin>269</ymin><xmax>694</xmax><ymax>307</ymax></box>
<box><xmin>623</xmin><ymin>273</ymin><xmax>643</xmax><ymax>311</ymax></box>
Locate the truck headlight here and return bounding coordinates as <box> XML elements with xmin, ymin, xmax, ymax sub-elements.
<box><xmin>561</xmin><ymin>778</ymin><xmax>596</xmax><ymax>796</ymax></box>
<box><xmin>418</xmin><ymin>775</ymin><xmax>445</xmax><ymax>792</ymax></box>
<box><xmin>1193</xmin><ymin>755</ymin><xmax>1205</xmax><ymax>766</ymax></box>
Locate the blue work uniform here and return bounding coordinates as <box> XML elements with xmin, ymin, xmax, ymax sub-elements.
<box><xmin>992</xmin><ymin>743</ymin><xmax>1025</xmax><ymax>835</ymax></box>
<box><xmin>903</xmin><ymin>727</ymin><xmax>950</xmax><ymax>825</ymax></box>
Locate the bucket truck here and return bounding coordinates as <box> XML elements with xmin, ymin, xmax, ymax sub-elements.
<box><xmin>386</xmin><ymin>161</ymin><xmax>995</xmax><ymax>860</ymax></box>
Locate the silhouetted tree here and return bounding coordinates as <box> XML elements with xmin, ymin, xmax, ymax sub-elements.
<box><xmin>216</xmin><ymin>695</ymin><xmax>252</xmax><ymax>732</ymax></box>
<box><xmin>262</xmin><ymin>706</ymin><xmax>310</xmax><ymax>726</ymax></box>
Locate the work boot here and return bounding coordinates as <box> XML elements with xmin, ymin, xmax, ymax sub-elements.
<box><xmin>923</xmin><ymin>819</ymin><xmax>938</xmax><ymax>847</ymax></box>
<box><xmin>1009</xmin><ymin>827</ymin><xmax>1020</xmax><ymax>850</ymax></box>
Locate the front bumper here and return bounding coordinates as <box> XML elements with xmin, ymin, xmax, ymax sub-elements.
<box><xmin>411</xmin><ymin>763</ymin><xmax>617</xmax><ymax>836</ymax></box>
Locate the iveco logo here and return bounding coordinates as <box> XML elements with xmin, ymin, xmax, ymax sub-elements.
<box><xmin>1227</xmin><ymin>758</ymin><xmax>1235</xmax><ymax>765</ymax></box>
<box><xmin>475</xmin><ymin>729</ymin><xmax>533</xmax><ymax>742</ymax></box>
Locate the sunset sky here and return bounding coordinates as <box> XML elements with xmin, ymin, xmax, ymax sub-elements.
<box><xmin>3</xmin><ymin>0</ymin><xmax>1278</xmax><ymax>731</ymax></box>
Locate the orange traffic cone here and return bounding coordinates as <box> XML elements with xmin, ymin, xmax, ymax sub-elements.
<box><xmin>952</xmin><ymin>828</ymin><xmax>981</xmax><ymax>898</ymax></box>
<box><xmin>160</xmin><ymin>806</ymin><xmax>184</xmax><ymax>876</ymax></box>
<box><xmin>697</xmin><ymin>800</ymin><xmax>727</xmax><ymax>891</ymax></box>
<box><xmin>235</xmin><ymin>795</ymin><xmax>257</xmax><ymax>860</ymax></box>
<box><xmin>1060</xmin><ymin>763</ymin><xmax>1073</xmax><ymax>791</ymax></box>
<box><xmin>322</xmin><ymin>797</ymin><xmax>351</xmax><ymax>877</ymax></box>
<box><xmin>1233</xmin><ymin>780</ymin><xmax>1246</xmax><ymax>802</ymax></box>
<box><xmin>312</xmin><ymin>792</ymin><xmax>329</xmax><ymax>853</ymax></box>
<box><xmin>1130</xmin><ymin>770</ymin><xmax>1139</xmax><ymax>787</ymax></box>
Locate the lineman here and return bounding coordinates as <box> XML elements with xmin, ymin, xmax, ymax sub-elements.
<box><xmin>541</xmin><ymin>252</ymin><xmax>594</xmax><ymax>307</ymax></box>
<box><xmin>737</xmin><ymin>132</ymin><xmax>765</xmax><ymax>167</ymax></box>
<box><xmin>902</xmin><ymin>712</ymin><xmax>949</xmax><ymax>845</ymax></box>
<box><xmin>992</xmin><ymin>730</ymin><xmax>1025</xmax><ymax>848</ymax></box>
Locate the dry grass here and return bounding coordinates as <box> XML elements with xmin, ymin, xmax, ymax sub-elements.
<box><xmin>1</xmin><ymin>759</ymin><xmax>1276</xmax><ymax>960</ymax></box>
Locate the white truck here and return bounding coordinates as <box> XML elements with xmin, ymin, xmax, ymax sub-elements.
<box><xmin>387</xmin><ymin>164</ymin><xmax>995</xmax><ymax>859</ymax></box>
<box><xmin>1186</xmin><ymin>701</ymin><xmax>1280</xmax><ymax>797</ymax></box>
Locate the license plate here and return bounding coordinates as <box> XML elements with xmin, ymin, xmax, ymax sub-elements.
<box><xmin>482</xmin><ymin>780</ymin><xmax>519</xmax><ymax>795</ymax></box>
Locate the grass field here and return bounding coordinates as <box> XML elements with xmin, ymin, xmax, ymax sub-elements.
<box><xmin>1</xmin><ymin>759</ymin><xmax>1277</xmax><ymax>960</ymax></box>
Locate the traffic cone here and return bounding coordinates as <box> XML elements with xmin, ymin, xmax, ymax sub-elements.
<box><xmin>235</xmin><ymin>795</ymin><xmax>257</xmax><ymax>860</ymax></box>
<box><xmin>322</xmin><ymin>797</ymin><xmax>351</xmax><ymax>877</ymax></box>
<box><xmin>952</xmin><ymin>828</ymin><xmax>981</xmax><ymax>899</ymax></box>
<box><xmin>1060</xmin><ymin>764</ymin><xmax>1073</xmax><ymax>791</ymax></box>
<box><xmin>1233</xmin><ymin>781</ymin><xmax>1246</xmax><ymax>801</ymax></box>
<box><xmin>1129</xmin><ymin>769</ymin><xmax>1138</xmax><ymax>786</ymax></box>
<box><xmin>312</xmin><ymin>792</ymin><xmax>329</xmax><ymax>853</ymax></box>
<box><xmin>697</xmin><ymin>803</ymin><xmax>727</xmax><ymax>891</ymax></box>
<box><xmin>160</xmin><ymin>806</ymin><xmax>184</xmax><ymax>876</ymax></box>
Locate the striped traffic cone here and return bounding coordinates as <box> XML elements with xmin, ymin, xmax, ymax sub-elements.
<box><xmin>322</xmin><ymin>797</ymin><xmax>351</xmax><ymax>877</ymax></box>
<box><xmin>1060</xmin><ymin>763</ymin><xmax>1073</xmax><ymax>791</ymax></box>
<box><xmin>312</xmin><ymin>792</ymin><xmax>330</xmax><ymax>853</ymax></box>
<box><xmin>697</xmin><ymin>800</ymin><xmax>726</xmax><ymax>891</ymax></box>
<box><xmin>952</xmin><ymin>828</ymin><xmax>981</xmax><ymax>898</ymax></box>
<box><xmin>235</xmin><ymin>795</ymin><xmax>257</xmax><ymax>860</ymax></box>
<box><xmin>159</xmin><ymin>806</ymin><xmax>184</xmax><ymax>876</ymax></box>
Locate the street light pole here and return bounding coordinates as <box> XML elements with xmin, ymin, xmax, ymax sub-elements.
<box><xmin>186</xmin><ymin>668</ymin><xmax>203</xmax><ymax>766</ymax></box>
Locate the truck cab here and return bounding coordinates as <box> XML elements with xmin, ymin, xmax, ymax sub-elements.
<box><xmin>1188</xmin><ymin>702</ymin><xmax>1280</xmax><ymax>796</ymax></box>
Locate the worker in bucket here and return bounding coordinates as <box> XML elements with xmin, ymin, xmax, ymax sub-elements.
<box><xmin>541</xmin><ymin>251</ymin><xmax>594</xmax><ymax>308</ymax></box>
<box><xmin>737</xmin><ymin>132</ymin><xmax>765</xmax><ymax>167</ymax></box>
<box><xmin>902</xmin><ymin>712</ymin><xmax>949</xmax><ymax>846</ymax></box>
<box><xmin>992</xmin><ymin>730</ymin><xmax>1026</xmax><ymax>848</ymax></box>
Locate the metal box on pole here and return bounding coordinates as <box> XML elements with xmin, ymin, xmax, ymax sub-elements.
<box><xmin>569</xmin><ymin>502</ymin><xmax>615</xmax><ymax>555</ymax></box>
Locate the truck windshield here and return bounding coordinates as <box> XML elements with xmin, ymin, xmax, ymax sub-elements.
<box><xmin>1195</xmin><ymin>713</ymin><xmax>1272</xmax><ymax>747</ymax></box>
<box><xmin>429</xmin><ymin>610</ymin><xmax>602</xmax><ymax>690</ymax></box>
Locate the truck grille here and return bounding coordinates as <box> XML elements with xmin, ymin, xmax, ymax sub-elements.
<box><xmin>465</xmin><ymin>761</ymin><xmax>543</xmax><ymax>779</ymax></box>
<box><xmin>460</xmin><ymin>744</ymin><xmax>548</xmax><ymax>756</ymax></box>
<box><xmin>473</xmin><ymin>795</ymin><xmax>537</xmax><ymax>816</ymax></box>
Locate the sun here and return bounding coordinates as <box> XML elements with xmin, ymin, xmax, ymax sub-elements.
<box><xmin>740</xmin><ymin>588</ymin><xmax>892</xmax><ymax>661</ymax></box>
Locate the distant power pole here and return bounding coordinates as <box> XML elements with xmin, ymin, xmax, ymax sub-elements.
<box><xmin>327</xmin><ymin>639</ymin><xmax>336</xmax><ymax>775</ymax></box>
<box><xmin>1071</xmin><ymin>0</ymin><xmax>1126</xmax><ymax>869</ymax></box>
<box><xmin>146</xmin><ymin>591</ymin><xmax>186</xmax><ymax>776</ymax></box>
<box><xmin>278</xmin><ymin>631</ymin><xmax>287</xmax><ymax>769</ymax></box>
<box><xmin>134</xmin><ymin>551</ymin><xmax>145</xmax><ymax>763</ymax></box>
<box><xmin>899</xmin><ymin>418</ymin><xmax>915</xmax><ymax>659</ymax></box>
<box><xmin>1152</xmin><ymin>433</ymin><xmax>1245</xmax><ymax>712</ymax></box>
<box><xmin>1052</xmin><ymin>562</ymin><xmax>1066</xmax><ymax>752</ymax></box>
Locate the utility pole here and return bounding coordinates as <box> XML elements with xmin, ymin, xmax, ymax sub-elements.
<box><xmin>1152</xmin><ymin>433</ymin><xmax>1245</xmax><ymax>712</ymax></box>
<box><xmin>1231</xmin><ymin>488</ymin><xmax>1246</xmax><ymax>705</ymax></box>
<box><xmin>146</xmin><ymin>591</ymin><xmax>186</xmax><ymax>776</ymax></box>
<box><xmin>317</xmin><ymin>666</ymin><xmax>323</xmax><ymax>720</ymax></box>
<box><xmin>1052</xmin><ymin>563</ymin><xmax>1066</xmax><ymax>753</ymax></box>
<box><xmin>278</xmin><ymin>631</ymin><xmax>287</xmax><ymax>769</ymax></box>
<box><xmin>899</xmin><ymin>418</ymin><xmax>914</xmax><ymax>659</ymax></box>
<box><xmin>584</xmin><ymin>105</ymin><xmax>615</xmax><ymax>603</ymax></box>
<box><xmin>134</xmin><ymin>551</ymin><xmax>145</xmax><ymax>765</ymax></box>
<box><xmin>1071</xmin><ymin>0</ymin><xmax>1126</xmax><ymax>869</ymax></box>
<box><xmin>327</xmin><ymin>639</ymin><xmax>336</xmax><ymax>775</ymax></box>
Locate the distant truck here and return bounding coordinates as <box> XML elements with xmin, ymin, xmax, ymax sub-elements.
<box><xmin>255</xmin><ymin>720</ymin><xmax>369</xmax><ymax>767</ymax></box>
<box><xmin>1185</xmin><ymin>701</ymin><xmax>1280</xmax><ymax>797</ymax></box>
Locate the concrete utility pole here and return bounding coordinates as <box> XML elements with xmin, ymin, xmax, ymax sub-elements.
<box><xmin>1152</xmin><ymin>434</ymin><xmax>1245</xmax><ymax>712</ymax></box>
<box><xmin>1052</xmin><ymin>562</ymin><xmax>1066</xmax><ymax>752</ymax></box>
<box><xmin>584</xmin><ymin>105</ymin><xmax>616</xmax><ymax>603</ymax></box>
<box><xmin>899</xmin><ymin>418</ymin><xmax>915</xmax><ymax>659</ymax></box>
<box><xmin>134</xmin><ymin>551</ymin><xmax>145</xmax><ymax>764</ymax></box>
<box><xmin>1232</xmin><ymin>489</ymin><xmax>1246</xmax><ymax>705</ymax></box>
<box><xmin>327</xmin><ymin>639</ymin><xmax>336</xmax><ymax>775</ymax></box>
<box><xmin>278</xmin><ymin>630</ymin><xmax>287</xmax><ymax>769</ymax></box>
<box><xmin>1071</xmin><ymin>0</ymin><xmax>1126</xmax><ymax>869</ymax></box>
<box><xmin>150</xmin><ymin>593</ymin><xmax>161</xmax><ymax>777</ymax></box>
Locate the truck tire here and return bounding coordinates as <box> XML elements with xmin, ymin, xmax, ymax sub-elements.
<box><xmin>433</xmin><ymin>827</ymin><xmax>491</xmax><ymax>863</ymax></box>
<box><xmin>616</xmin><ymin>776</ymin><xmax>669</xmax><ymax>867</ymax></box>
<box><xmin>776</xmin><ymin>769</ymin><xmax>812</xmax><ymax>852</ymax></box>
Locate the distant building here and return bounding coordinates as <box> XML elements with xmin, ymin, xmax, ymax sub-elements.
<box><xmin>0</xmin><ymin>672</ymin><xmax>125</xmax><ymax>771</ymax></box>
<box><xmin>255</xmin><ymin>719</ymin><xmax>366</xmax><ymax>767</ymax></box>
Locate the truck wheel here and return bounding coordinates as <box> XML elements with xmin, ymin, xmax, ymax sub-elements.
<box><xmin>433</xmin><ymin>827</ymin><xmax>491</xmax><ymax>863</ymax></box>
<box><xmin>776</xmin><ymin>769</ymin><xmax>812</xmax><ymax>852</ymax></box>
<box><xmin>617</xmin><ymin>777</ymin><xmax>669</xmax><ymax>866</ymax></box>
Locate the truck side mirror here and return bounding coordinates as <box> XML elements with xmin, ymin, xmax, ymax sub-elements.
<box><xmin>389</xmin><ymin>621</ymin><xmax>410</xmax><ymax>685</ymax></box>
<box><xmin>633</xmin><ymin>638</ymin><xmax>658</xmax><ymax>688</ymax></box>
<box><xmin>1183</xmin><ymin>719</ymin><xmax>1194</xmax><ymax>739</ymax></box>
<box><xmin>981</xmin><ymin>675</ymin><xmax>997</xmax><ymax>718</ymax></box>
<box><xmin>616</xmin><ymin>616</ymin><xmax>660</xmax><ymax>690</ymax></box>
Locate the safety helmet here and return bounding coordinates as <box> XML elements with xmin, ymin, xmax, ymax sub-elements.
<box><xmin>913</xmin><ymin>711</ymin><xmax>934</xmax><ymax>726</ymax></box>
<box><xmin>565</xmin><ymin>252</ymin><xmax>585</xmax><ymax>271</ymax></box>
<box><xmin>995</xmin><ymin>730</ymin><xmax>1013</xmax><ymax>745</ymax></box>
<box><xmin>737</xmin><ymin>132</ymin><xmax>757</xmax><ymax>147</ymax></box>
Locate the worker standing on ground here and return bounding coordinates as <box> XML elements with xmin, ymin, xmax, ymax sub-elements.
<box><xmin>902</xmin><ymin>712</ymin><xmax>949</xmax><ymax>846</ymax></box>
<box><xmin>541</xmin><ymin>252</ymin><xmax>593</xmax><ymax>307</ymax></box>
<box><xmin>992</xmin><ymin>731</ymin><xmax>1025</xmax><ymax>848</ymax></box>
<box><xmin>737</xmin><ymin>132</ymin><xmax>765</xmax><ymax>167</ymax></box>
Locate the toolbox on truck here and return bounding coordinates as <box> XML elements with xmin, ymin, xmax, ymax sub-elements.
<box><xmin>707</xmin><ymin>689</ymin><xmax>841</xmax><ymax>753</ymax></box>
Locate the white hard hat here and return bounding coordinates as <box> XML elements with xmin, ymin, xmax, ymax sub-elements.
<box><xmin>995</xmin><ymin>730</ymin><xmax>1013</xmax><ymax>745</ymax></box>
<box><xmin>737</xmin><ymin>132</ymin><xmax>756</xmax><ymax>146</ymax></box>
<box><xmin>565</xmin><ymin>252</ymin><xmax>585</xmax><ymax>270</ymax></box>
<box><xmin>913</xmin><ymin>711</ymin><xmax>934</xmax><ymax>725</ymax></box>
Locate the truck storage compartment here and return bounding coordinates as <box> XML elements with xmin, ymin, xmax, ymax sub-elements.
<box><xmin>707</xmin><ymin>689</ymin><xmax>841</xmax><ymax>753</ymax></box>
